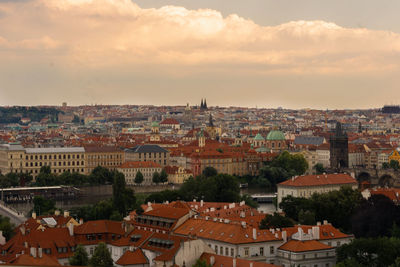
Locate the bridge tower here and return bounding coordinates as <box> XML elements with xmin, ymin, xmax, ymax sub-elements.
<box><xmin>330</xmin><ymin>122</ymin><xmax>349</xmax><ymax>170</ymax></box>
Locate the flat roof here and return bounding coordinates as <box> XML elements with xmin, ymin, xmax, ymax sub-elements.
<box><xmin>25</xmin><ymin>147</ymin><xmax>85</xmax><ymax>154</ymax></box>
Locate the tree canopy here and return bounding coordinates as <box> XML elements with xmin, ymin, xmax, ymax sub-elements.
<box><xmin>88</xmin><ymin>242</ymin><xmax>113</xmax><ymax>267</ymax></box>
<box><xmin>259</xmin><ymin>212</ymin><xmax>294</xmax><ymax>229</ymax></box>
<box><xmin>69</xmin><ymin>244</ymin><xmax>89</xmax><ymax>266</ymax></box>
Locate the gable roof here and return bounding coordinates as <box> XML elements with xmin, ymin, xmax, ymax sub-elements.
<box><xmin>116</xmin><ymin>249</ymin><xmax>149</xmax><ymax>266</ymax></box>
<box><xmin>279</xmin><ymin>173</ymin><xmax>357</xmax><ymax>187</ymax></box>
<box><xmin>278</xmin><ymin>240</ymin><xmax>333</xmax><ymax>252</ymax></box>
<box><xmin>200</xmin><ymin>252</ymin><xmax>279</xmax><ymax>267</ymax></box>
<box><xmin>75</xmin><ymin>220</ymin><xmax>125</xmax><ymax>235</ymax></box>
<box><xmin>294</xmin><ymin>136</ymin><xmax>325</xmax><ymax>146</ymax></box>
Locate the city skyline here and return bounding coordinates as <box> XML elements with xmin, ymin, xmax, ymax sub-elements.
<box><xmin>1</xmin><ymin>0</ymin><xmax>400</xmax><ymax>109</ymax></box>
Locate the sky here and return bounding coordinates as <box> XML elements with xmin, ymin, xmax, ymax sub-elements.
<box><xmin>0</xmin><ymin>0</ymin><xmax>400</xmax><ymax>109</ymax></box>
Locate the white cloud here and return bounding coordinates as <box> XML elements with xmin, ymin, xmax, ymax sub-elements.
<box><xmin>1</xmin><ymin>0</ymin><xmax>400</xmax><ymax>74</ymax></box>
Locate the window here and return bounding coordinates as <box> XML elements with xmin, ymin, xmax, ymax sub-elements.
<box><xmin>90</xmin><ymin>247</ymin><xmax>94</xmax><ymax>255</ymax></box>
<box><xmin>215</xmin><ymin>245</ymin><xmax>218</xmax><ymax>254</ymax></box>
<box><xmin>270</xmin><ymin>246</ymin><xmax>274</xmax><ymax>254</ymax></box>
<box><xmin>225</xmin><ymin>247</ymin><xmax>228</xmax><ymax>256</ymax></box>
<box><xmin>244</xmin><ymin>247</ymin><xmax>249</xmax><ymax>257</ymax></box>
<box><xmin>231</xmin><ymin>248</ymin><xmax>234</xmax><ymax>257</ymax></box>
<box><xmin>220</xmin><ymin>246</ymin><xmax>223</xmax><ymax>255</ymax></box>
<box><xmin>260</xmin><ymin>247</ymin><xmax>264</xmax><ymax>256</ymax></box>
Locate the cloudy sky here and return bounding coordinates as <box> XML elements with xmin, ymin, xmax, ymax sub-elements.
<box><xmin>0</xmin><ymin>0</ymin><xmax>399</xmax><ymax>109</ymax></box>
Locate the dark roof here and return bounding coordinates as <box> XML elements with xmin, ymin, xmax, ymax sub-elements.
<box><xmin>126</xmin><ymin>144</ymin><xmax>169</xmax><ymax>153</ymax></box>
<box><xmin>294</xmin><ymin>136</ymin><xmax>325</xmax><ymax>146</ymax></box>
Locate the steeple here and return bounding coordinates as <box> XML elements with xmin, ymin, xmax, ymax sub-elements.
<box><xmin>204</xmin><ymin>99</ymin><xmax>207</xmax><ymax>109</ymax></box>
<box><xmin>208</xmin><ymin>113</ymin><xmax>214</xmax><ymax>127</ymax></box>
<box><xmin>200</xmin><ymin>99</ymin><xmax>204</xmax><ymax>109</ymax></box>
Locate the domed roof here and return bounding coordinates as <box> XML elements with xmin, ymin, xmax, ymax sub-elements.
<box><xmin>266</xmin><ymin>130</ymin><xmax>285</xmax><ymax>141</ymax></box>
<box><xmin>253</xmin><ymin>133</ymin><xmax>265</xmax><ymax>141</ymax></box>
<box><xmin>151</xmin><ymin>121</ymin><xmax>159</xmax><ymax>127</ymax></box>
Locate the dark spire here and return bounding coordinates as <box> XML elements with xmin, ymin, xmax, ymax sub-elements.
<box><xmin>204</xmin><ymin>98</ymin><xmax>207</xmax><ymax>109</ymax></box>
<box><xmin>200</xmin><ymin>99</ymin><xmax>204</xmax><ymax>109</ymax></box>
<box><xmin>358</xmin><ymin>122</ymin><xmax>362</xmax><ymax>133</ymax></box>
<box><xmin>208</xmin><ymin>113</ymin><xmax>214</xmax><ymax>127</ymax></box>
<box><xmin>335</xmin><ymin>121</ymin><xmax>347</xmax><ymax>137</ymax></box>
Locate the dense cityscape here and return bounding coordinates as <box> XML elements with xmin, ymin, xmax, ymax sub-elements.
<box><xmin>0</xmin><ymin>103</ymin><xmax>398</xmax><ymax>266</ymax></box>
<box><xmin>2</xmin><ymin>0</ymin><xmax>400</xmax><ymax>266</ymax></box>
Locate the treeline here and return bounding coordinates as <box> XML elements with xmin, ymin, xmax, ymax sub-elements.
<box><xmin>145</xmin><ymin>167</ymin><xmax>258</xmax><ymax>208</ymax></box>
<box><xmin>0</xmin><ymin>106</ymin><xmax>62</xmax><ymax>124</ymax></box>
<box><xmin>0</xmin><ymin>172</ymin><xmax>33</xmax><ymax>188</ymax></box>
<box><xmin>34</xmin><ymin>166</ymin><xmax>115</xmax><ymax>186</ymax></box>
<box><xmin>240</xmin><ymin>151</ymin><xmax>308</xmax><ymax>190</ymax></box>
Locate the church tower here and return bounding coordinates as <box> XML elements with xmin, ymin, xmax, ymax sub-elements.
<box><xmin>198</xmin><ymin>129</ymin><xmax>206</xmax><ymax>148</ymax></box>
<box><xmin>330</xmin><ymin>122</ymin><xmax>348</xmax><ymax>170</ymax></box>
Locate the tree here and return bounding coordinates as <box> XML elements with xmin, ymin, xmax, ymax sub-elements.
<box><xmin>90</xmin><ymin>166</ymin><xmax>114</xmax><ymax>184</ymax></box>
<box><xmin>351</xmin><ymin>194</ymin><xmax>400</xmax><ymax>238</ymax></box>
<box><xmin>259</xmin><ymin>212</ymin><xmax>294</xmax><ymax>229</ymax></box>
<box><xmin>134</xmin><ymin>171</ymin><xmax>144</xmax><ymax>185</ymax></box>
<box><xmin>0</xmin><ymin>215</ymin><xmax>15</xmax><ymax>241</ymax></box>
<box><xmin>88</xmin><ymin>242</ymin><xmax>113</xmax><ymax>267</ymax></box>
<box><xmin>298</xmin><ymin>209</ymin><xmax>316</xmax><ymax>225</ymax></box>
<box><xmin>32</xmin><ymin>196</ymin><xmax>56</xmax><ymax>216</ymax></box>
<box><xmin>313</xmin><ymin>163</ymin><xmax>325</xmax><ymax>174</ymax></box>
<box><xmin>159</xmin><ymin>169</ymin><xmax>168</xmax><ymax>183</ymax></box>
<box><xmin>390</xmin><ymin>160</ymin><xmax>400</xmax><ymax>170</ymax></box>
<box><xmin>202</xmin><ymin>167</ymin><xmax>217</xmax><ymax>177</ymax></box>
<box><xmin>152</xmin><ymin>172</ymin><xmax>160</xmax><ymax>184</ymax></box>
<box><xmin>193</xmin><ymin>259</ymin><xmax>212</xmax><ymax>267</ymax></box>
<box><xmin>113</xmin><ymin>172</ymin><xmax>128</xmax><ymax>215</ymax></box>
<box><xmin>69</xmin><ymin>244</ymin><xmax>89</xmax><ymax>266</ymax></box>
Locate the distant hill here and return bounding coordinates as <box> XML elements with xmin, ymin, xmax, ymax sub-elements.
<box><xmin>0</xmin><ymin>106</ymin><xmax>63</xmax><ymax>124</ymax></box>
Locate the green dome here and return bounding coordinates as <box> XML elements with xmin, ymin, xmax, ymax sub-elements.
<box><xmin>151</xmin><ymin>121</ymin><xmax>159</xmax><ymax>127</ymax></box>
<box><xmin>266</xmin><ymin>130</ymin><xmax>285</xmax><ymax>141</ymax></box>
<box><xmin>253</xmin><ymin>133</ymin><xmax>265</xmax><ymax>141</ymax></box>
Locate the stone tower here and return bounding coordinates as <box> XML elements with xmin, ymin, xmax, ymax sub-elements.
<box><xmin>330</xmin><ymin>122</ymin><xmax>348</xmax><ymax>169</ymax></box>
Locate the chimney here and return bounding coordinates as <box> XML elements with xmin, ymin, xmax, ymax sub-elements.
<box><xmin>252</xmin><ymin>228</ymin><xmax>257</xmax><ymax>240</ymax></box>
<box><xmin>241</xmin><ymin>221</ymin><xmax>246</xmax><ymax>228</ymax></box>
<box><xmin>298</xmin><ymin>227</ymin><xmax>304</xmax><ymax>241</ymax></box>
<box><xmin>282</xmin><ymin>231</ymin><xmax>287</xmax><ymax>242</ymax></box>
<box><xmin>147</xmin><ymin>202</ymin><xmax>152</xmax><ymax>207</ymax></box>
<box><xmin>38</xmin><ymin>248</ymin><xmax>43</xmax><ymax>258</ymax></box>
<box><xmin>24</xmin><ymin>242</ymin><xmax>28</xmax><ymax>248</ymax></box>
<box><xmin>79</xmin><ymin>218</ymin><xmax>83</xmax><ymax>225</ymax></box>
<box><xmin>166</xmin><ymin>200</ymin><xmax>169</xmax><ymax>204</ymax></box>
<box><xmin>240</xmin><ymin>211</ymin><xmax>245</xmax><ymax>218</ymax></box>
<box><xmin>195</xmin><ymin>205</ymin><xmax>198</xmax><ymax>210</ymax></box>
<box><xmin>32</xmin><ymin>212</ymin><xmax>36</xmax><ymax>219</ymax></box>
<box><xmin>64</xmin><ymin>211</ymin><xmax>69</xmax><ymax>218</ymax></box>
<box><xmin>193</xmin><ymin>199</ymin><xmax>196</xmax><ymax>202</ymax></box>
<box><xmin>312</xmin><ymin>226</ymin><xmax>320</xmax><ymax>240</ymax></box>
<box><xmin>323</xmin><ymin>220</ymin><xmax>328</xmax><ymax>225</ymax></box>
<box><xmin>210</xmin><ymin>256</ymin><xmax>215</xmax><ymax>265</ymax></box>
<box><xmin>250</xmin><ymin>262</ymin><xmax>253</xmax><ymax>267</ymax></box>
<box><xmin>317</xmin><ymin>221</ymin><xmax>321</xmax><ymax>226</ymax></box>
<box><xmin>54</xmin><ymin>210</ymin><xmax>60</xmax><ymax>216</ymax></box>
<box><xmin>200</xmin><ymin>200</ymin><xmax>204</xmax><ymax>207</ymax></box>
<box><xmin>30</xmin><ymin>247</ymin><xmax>37</xmax><ymax>258</ymax></box>
<box><xmin>233</xmin><ymin>258</ymin><xmax>237</xmax><ymax>267</ymax></box>
<box><xmin>20</xmin><ymin>225</ymin><xmax>26</xmax><ymax>236</ymax></box>
<box><xmin>68</xmin><ymin>223</ymin><xmax>74</xmax><ymax>236</ymax></box>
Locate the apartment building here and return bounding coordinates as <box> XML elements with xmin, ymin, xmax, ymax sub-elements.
<box><xmin>117</xmin><ymin>161</ymin><xmax>162</xmax><ymax>185</ymax></box>
<box><xmin>124</xmin><ymin>145</ymin><xmax>170</xmax><ymax>167</ymax></box>
<box><xmin>84</xmin><ymin>146</ymin><xmax>124</xmax><ymax>174</ymax></box>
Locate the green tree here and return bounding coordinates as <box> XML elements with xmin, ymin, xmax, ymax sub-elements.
<box><xmin>193</xmin><ymin>259</ymin><xmax>212</xmax><ymax>267</ymax></box>
<box><xmin>32</xmin><ymin>196</ymin><xmax>56</xmax><ymax>216</ymax></box>
<box><xmin>202</xmin><ymin>167</ymin><xmax>218</xmax><ymax>177</ymax></box>
<box><xmin>390</xmin><ymin>160</ymin><xmax>400</xmax><ymax>170</ymax></box>
<box><xmin>152</xmin><ymin>172</ymin><xmax>160</xmax><ymax>184</ymax></box>
<box><xmin>159</xmin><ymin>169</ymin><xmax>168</xmax><ymax>183</ymax></box>
<box><xmin>88</xmin><ymin>242</ymin><xmax>113</xmax><ymax>267</ymax></box>
<box><xmin>69</xmin><ymin>244</ymin><xmax>89</xmax><ymax>266</ymax></box>
<box><xmin>298</xmin><ymin>209</ymin><xmax>316</xmax><ymax>225</ymax></box>
<box><xmin>90</xmin><ymin>166</ymin><xmax>114</xmax><ymax>184</ymax></box>
<box><xmin>134</xmin><ymin>171</ymin><xmax>144</xmax><ymax>184</ymax></box>
<box><xmin>259</xmin><ymin>212</ymin><xmax>294</xmax><ymax>229</ymax></box>
<box><xmin>112</xmin><ymin>172</ymin><xmax>128</xmax><ymax>215</ymax></box>
<box><xmin>313</xmin><ymin>163</ymin><xmax>325</xmax><ymax>174</ymax></box>
<box><xmin>0</xmin><ymin>215</ymin><xmax>15</xmax><ymax>241</ymax></box>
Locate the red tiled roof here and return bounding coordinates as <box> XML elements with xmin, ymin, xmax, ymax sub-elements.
<box><xmin>10</xmin><ymin>253</ymin><xmax>61</xmax><ymax>266</ymax></box>
<box><xmin>75</xmin><ymin>220</ymin><xmax>125</xmax><ymax>235</ymax></box>
<box><xmin>200</xmin><ymin>253</ymin><xmax>279</xmax><ymax>267</ymax></box>
<box><xmin>279</xmin><ymin>173</ymin><xmax>357</xmax><ymax>187</ymax></box>
<box><xmin>278</xmin><ymin>240</ymin><xmax>332</xmax><ymax>252</ymax></box>
<box><xmin>116</xmin><ymin>249</ymin><xmax>149</xmax><ymax>266</ymax></box>
<box><xmin>144</xmin><ymin>206</ymin><xmax>189</xmax><ymax>220</ymax></box>
<box><xmin>160</xmin><ymin>118</ymin><xmax>180</xmax><ymax>125</ymax></box>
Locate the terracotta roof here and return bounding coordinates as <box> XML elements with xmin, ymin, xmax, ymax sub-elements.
<box><xmin>279</xmin><ymin>173</ymin><xmax>357</xmax><ymax>187</ymax></box>
<box><xmin>281</xmin><ymin>224</ymin><xmax>351</xmax><ymax>240</ymax></box>
<box><xmin>9</xmin><ymin>253</ymin><xmax>61</xmax><ymax>266</ymax></box>
<box><xmin>75</xmin><ymin>220</ymin><xmax>125</xmax><ymax>235</ymax></box>
<box><xmin>119</xmin><ymin>161</ymin><xmax>162</xmax><ymax>169</ymax></box>
<box><xmin>278</xmin><ymin>240</ymin><xmax>333</xmax><ymax>252</ymax></box>
<box><xmin>116</xmin><ymin>249</ymin><xmax>149</xmax><ymax>266</ymax></box>
<box><xmin>200</xmin><ymin>253</ymin><xmax>279</xmax><ymax>267</ymax></box>
<box><xmin>369</xmin><ymin>188</ymin><xmax>400</xmax><ymax>203</ymax></box>
<box><xmin>144</xmin><ymin>206</ymin><xmax>189</xmax><ymax>220</ymax></box>
<box><xmin>160</xmin><ymin>118</ymin><xmax>180</xmax><ymax>125</ymax></box>
<box><xmin>174</xmin><ymin>218</ymin><xmax>281</xmax><ymax>244</ymax></box>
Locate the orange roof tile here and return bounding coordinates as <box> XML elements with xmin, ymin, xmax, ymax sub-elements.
<box><xmin>278</xmin><ymin>240</ymin><xmax>332</xmax><ymax>252</ymax></box>
<box><xmin>116</xmin><ymin>249</ymin><xmax>149</xmax><ymax>266</ymax></box>
<box><xmin>279</xmin><ymin>173</ymin><xmax>357</xmax><ymax>187</ymax></box>
<box><xmin>200</xmin><ymin>253</ymin><xmax>279</xmax><ymax>267</ymax></box>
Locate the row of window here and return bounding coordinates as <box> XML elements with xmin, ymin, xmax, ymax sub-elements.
<box><xmin>138</xmin><ymin>152</ymin><xmax>167</xmax><ymax>158</ymax></box>
<box><xmin>23</xmin><ymin>161</ymin><xmax>84</xmax><ymax>167</ymax></box>
<box><xmin>87</xmin><ymin>154</ymin><xmax>122</xmax><ymax>160</ymax></box>
<box><xmin>22</xmin><ymin>154</ymin><xmax>83</xmax><ymax>160</ymax></box>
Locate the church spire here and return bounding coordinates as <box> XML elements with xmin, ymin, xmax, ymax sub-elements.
<box><xmin>200</xmin><ymin>99</ymin><xmax>204</xmax><ymax>109</ymax></box>
<box><xmin>204</xmin><ymin>98</ymin><xmax>207</xmax><ymax>109</ymax></box>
